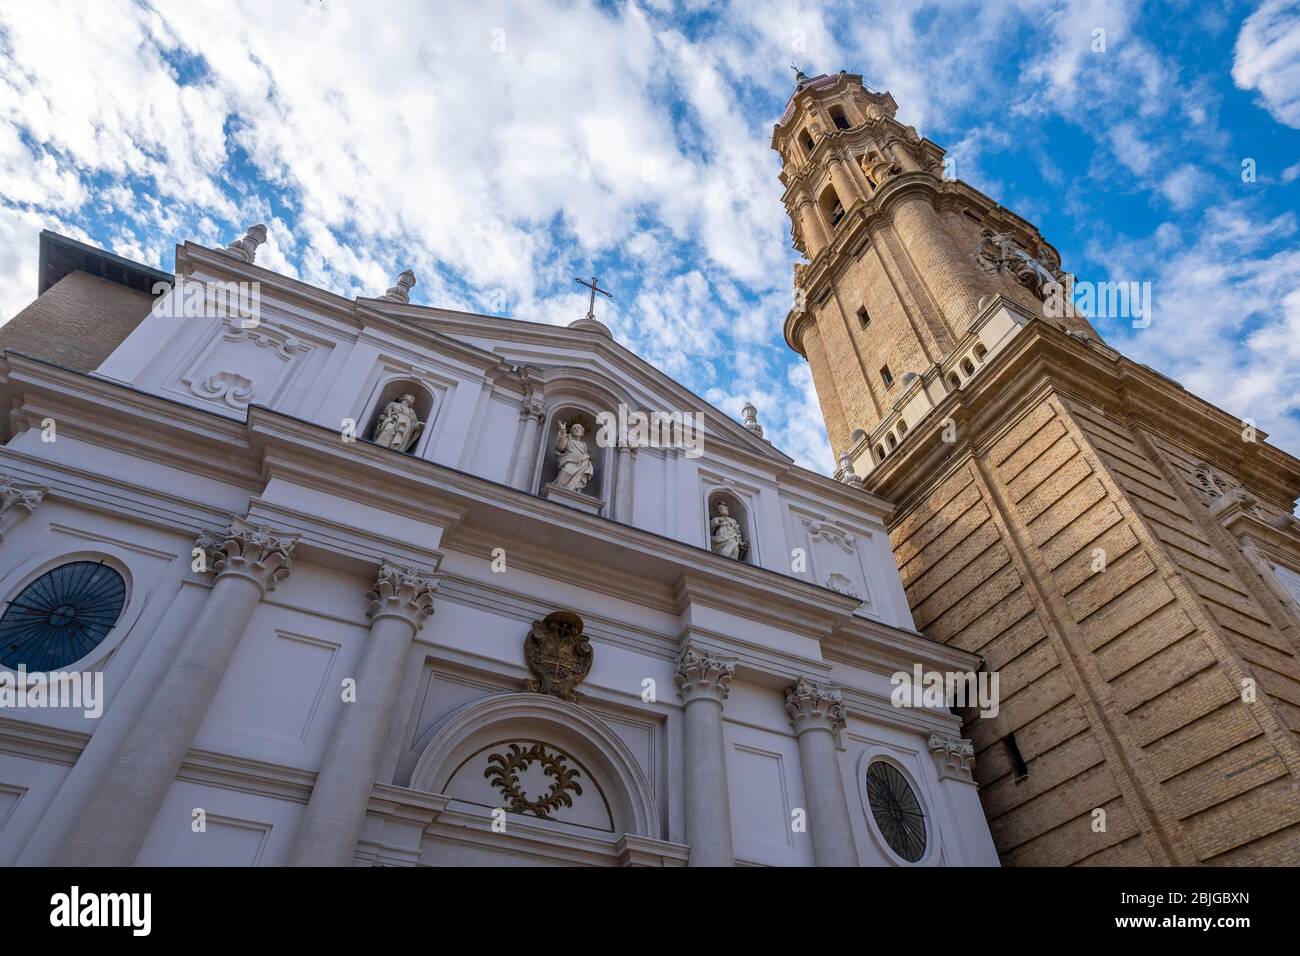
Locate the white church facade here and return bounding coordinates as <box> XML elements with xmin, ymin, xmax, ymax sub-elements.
<box><xmin>0</xmin><ymin>226</ymin><xmax>997</xmax><ymax>867</ymax></box>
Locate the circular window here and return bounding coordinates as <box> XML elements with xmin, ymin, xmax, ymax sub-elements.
<box><xmin>0</xmin><ymin>561</ymin><xmax>127</xmax><ymax>671</ymax></box>
<box><xmin>865</xmin><ymin>760</ymin><xmax>927</xmax><ymax>862</ymax></box>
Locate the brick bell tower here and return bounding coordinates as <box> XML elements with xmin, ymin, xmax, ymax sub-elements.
<box><xmin>778</xmin><ymin>69</ymin><xmax>1300</xmax><ymax>865</ymax></box>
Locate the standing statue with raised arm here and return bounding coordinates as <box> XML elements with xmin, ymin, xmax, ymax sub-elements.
<box><xmin>554</xmin><ymin>421</ymin><xmax>594</xmax><ymax>491</ymax></box>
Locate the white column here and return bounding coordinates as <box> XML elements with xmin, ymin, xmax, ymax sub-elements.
<box><xmin>0</xmin><ymin>476</ymin><xmax>46</xmax><ymax>542</ymax></box>
<box><xmin>288</xmin><ymin>561</ymin><xmax>438</xmax><ymax>866</ymax></box>
<box><xmin>614</xmin><ymin>443</ymin><xmax>637</xmax><ymax>523</ymax></box>
<box><xmin>509</xmin><ymin>402</ymin><xmax>544</xmax><ymax>490</ymax></box>
<box><xmin>928</xmin><ymin>732</ymin><xmax>999</xmax><ymax>865</ymax></box>
<box><xmin>786</xmin><ymin>677</ymin><xmax>858</xmax><ymax>866</ymax></box>
<box><xmin>674</xmin><ymin>644</ymin><xmax>736</xmax><ymax>867</ymax></box>
<box><xmin>57</xmin><ymin>519</ymin><xmax>297</xmax><ymax>866</ymax></box>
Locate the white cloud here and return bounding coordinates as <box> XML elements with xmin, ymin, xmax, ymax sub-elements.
<box><xmin>1</xmin><ymin>0</ymin><xmax>1297</xmax><ymax>471</ymax></box>
<box><xmin>1100</xmin><ymin>201</ymin><xmax>1300</xmax><ymax>452</ymax></box>
<box><xmin>1233</xmin><ymin>0</ymin><xmax>1300</xmax><ymax>128</ymax></box>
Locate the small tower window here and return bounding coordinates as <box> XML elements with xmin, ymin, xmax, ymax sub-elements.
<box><xmin>974</xmin><ymin>344</ymin><xmax>988</xmax><ymax>363</ymax></box>
<box><xmin>880</xmin><ymin>365</ymin><xmax>894</xmax><ymax>387</ymax></box>
<box><xmin>886</xmin><ymin>433</ymin><xmax>897</xmax><ymax>451</ymax></box>
<box><xmin>875</xmin><ymin>444</ymin><xmax>886</xmax><ymax>462</ymax></box>
<box><xmin>857</xmin><ymin>305</ymin><xmax>871</xmax><ymax>328</ymax></box>
<box><xmin>799</xmin><ymin>129</ymin><xmax>815</xmax><ymax>155</ymax></box>
<box><xmin>961</xmin><ymin>358</ymin><xmax>975</xmax><ymax>376</ymax></box>
<box><xmin>829</xmin><ymin>105</ymin><xmax>851</xmax><ymax>130</ymax></box>
<box><xmin>897</xmin><ymin>420</ymin><xmax>908</xmax><ymax>437</ymax></box>
<box><xmin>948</xmin><ymin>372</ymin><xmax>961</xmax><ymax>390</ymax></box>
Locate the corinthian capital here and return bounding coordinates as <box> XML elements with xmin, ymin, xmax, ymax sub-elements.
<box><xmin>928</xmin><ymin>732</ymin><xmax>976</xmax><ymax>783</ymax></box>
<box><xmin>197</xmin><ymin>518</ymin><xmax>297</xmax><ymax>595</ymax></box>
<box><xmin>0</xmin><ymin>476</ymin><xmax>47</xmax><ymax>540</ymax></box>
<box><xmin>674</xmin><ymin>644</ymin><xmax>735</xmax><ymax>705</ymax></box>
<box><xmin>785</xmin><ymin>677</ymin><xmax>846</xmax><ymax>736</ymax></box>
<box><xmin>367</xmin><ymin>560</ymin><xmax>440</xmax><ymax>630</ymax></box>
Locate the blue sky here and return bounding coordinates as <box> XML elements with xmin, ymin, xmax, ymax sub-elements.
<box><xmin>1</xmin><ymin>0</ymin><xmax>1298</xmax><ymax>473</ymax></box>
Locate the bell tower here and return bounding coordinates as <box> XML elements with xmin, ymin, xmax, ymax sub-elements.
<box><xmin>779</xmin><ymin>70</ymin><xmax>1300</xmax><ymax>866</ymax></box>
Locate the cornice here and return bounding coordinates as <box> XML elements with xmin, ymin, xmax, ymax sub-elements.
<box><xmin>867</xmin><ymin>319</ymin><xmax>1300</xmax><ymax>517</ymax></box>
<box><xmin>0</xmin><ymin>715</ymin><xmax>89</xmax><ymax>767</ymax></box>
<box><xmin>673</xmin><ymin>570</ymin><xmax>859</xmax><ymax>640</ymax></box>
<box><xmin>0</xmin><ymin>358</ymin><xmax>885</xmax><ymax>633</ymax></box>
<box><xmin>354</xmin><ymin>300</ymin><xmax>507</xmax><ymax>374</ymax></box>
<box><xmin>839</xmin><ymin>685</ymin><xmax>965</xmax><ymax>739</ymax></box>
<box><xmin>824</xmin><ymin>613</ymin><xmax>981</xmax><ymax>676</ymax></box>
<box><xmin>176</xmin><ymin>242</ymin><xmax>361</xmax><ymax>326</ymax></box>
<box><xmin>0</xmin><ymin>447</ymin><xmax>233</xmax><ymax>537</ymax></box>
<box><xmin>176</xmin><ymin>747</ymin><xmax>317</xmax><ymax>804</ymax></box>
<box><xmin>1</xmin><ymin>353</ymin><xmax>262</xmax><ymax>488</ymax></box>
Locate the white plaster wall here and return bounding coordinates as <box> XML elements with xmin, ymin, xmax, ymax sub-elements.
<box><xmin>135</xmin><ymin>780</ymin><xmax>303</xmax><ymax>866</ymax></box>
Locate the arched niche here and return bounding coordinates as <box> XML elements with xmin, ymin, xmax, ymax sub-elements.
<box><xmin>819</xmin><ymin>182</ymin><xmax>845</xmax><ymax>229</ymax></box>
<box><xmin>410</xmin><ymin>693</ymin><xmax>660</xmax><ymax>840</ymax></box>
<box><xmin>536</xmin><ymin>404</ymin><xmax>610</xmax><ymax>501</ymax></box>
<box><xmin>706</xmin><ymin>488</ymin><xmax>754</xmax><ymax>564</ymax></box>
<box><xmin>364</xmin><ymin>378</ymin><xmax>437</xmax><ymax>456</ymax></box>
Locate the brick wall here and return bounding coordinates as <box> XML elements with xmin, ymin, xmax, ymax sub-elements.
<box><xmin>888</xmin><ymin>390</ymin><xmax>1300</xmax><ymax>865</ymax></box>
<box><xmin>0</xmin><ymin>270</ymin><xmax>153</xmax><ymax>371</ymax></box>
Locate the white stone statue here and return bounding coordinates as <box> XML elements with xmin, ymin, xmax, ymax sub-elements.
<box><xmin>372</xmin><ymin>393</ymin><xmax>423</xmax><ymax>452</ymax></box>
<box><xmin>554</xmin><ymin>421</ymin><xmax>594</xmax><ymax>491</ymax></box>
<box><xmin>710</xmin><ymin>501</ymin><xmax>748</xmax><ymax>560</ymax></box>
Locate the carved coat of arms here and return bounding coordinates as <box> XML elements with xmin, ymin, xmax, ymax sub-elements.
<box><xmin>524</xmin><ymin>610</ymin><xmax>592</xmax><ymax>701</ymax></box>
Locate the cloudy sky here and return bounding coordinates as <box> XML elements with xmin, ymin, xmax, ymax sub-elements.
<box><xmin>1</xmin><ymin>0</ymin><xmax>1298</xmax><ymax>473</ymax></box>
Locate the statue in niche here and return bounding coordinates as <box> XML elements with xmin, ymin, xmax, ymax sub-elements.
<box><xmin>372</xmin><ymin>393</ymin><xmax>423</xmax><ymax>452</ymax></box>
<box><xmin>710</xmin><ymin>501</ymin><xmax>749</xmax><ymax>560</ymax></box>
<box><xmin>554</xmin><ymin>421</ymin><xmax>594</xmax><ymax>491</ymax></box>
<box><xmin>858</xmin><ymin>151</ymin><xmax>898</xmax><ymax>188</ymax></box>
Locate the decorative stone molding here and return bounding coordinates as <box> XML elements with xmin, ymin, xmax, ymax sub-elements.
<box><xmin>0</xmin><ymin>476</ymin><xmax>47</xmax><ymax>541</ymax></box>
<box><xmin>927</xmin><ymin>732</ymin><xmax>976</xmax><ymax>783</ymax></box>
<box><xmin>367</xmin><ymin>560</ymin><xmax>439</xmax><ymax>630</ymax></box>
<box><xmin>825</xmin><ymin>572</ymin><xmax>860</xmax><ymax>598</ymax></box>
<box><xmin>836</xmin><ymin>451</ymin><xmax>864</xmax><ymax>488</ymax></box>
<box><xmin>1192</xmin><ymin>461</ymin><xmax>1231</xmax><ymax>498</ymax></box>
<box><xmin>219</xmin><ymin>223</ymin><xmax>268</xmax><ymax>264</ymax></box>
<box><xmin>196</xmin><ymin>518</ymin><xmax>297</xmax><ymax>595</ymax></box>
<box><xmin>523</xmin><ymin>609</ymin><xmax>593</xmax><ymax>701</ymax></box>
<box><xmin>674</xmin><ymin>644</ymin><xmax>735</xmax><ymax>705</ymax></box>
<box><xmin>382</xmin><ymin>269</ymin><xmax>417</xmax><ymax>304</ymax></box>
<box><xmin>484</xmin><ymin>742</ymin><xmax>583</xmax><ymax>818</ymax></box>
<box><xmin>785</xmin><ymin>676</ymin><xmax>846</xmax><ymax>736</ymax></box>
<box><xmin>223</xmin><ymin>322</ymin><xmax>305</xmax><ymax>360</ymax></box>
<box><xmin>518</xmin><ymin>398</ymin><xmax>545</xmax><ymax>423</ymax></box>
<box><xmin>1208</xmin><ymin>484</ymin><xmax>1265</xmax><ymax>523</ymax></box>
<box><xmin>192</xmin><ymin>369</ymin><xmax>254</xmax><ymax>408</ymax></box>
<box><xmin>806</xmin><ymin>519</ymin><xmax>857</xmax><ymax>553</ymax></box>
